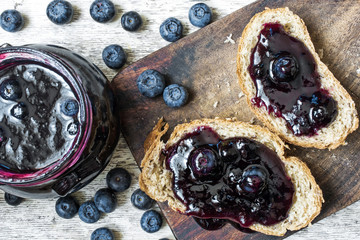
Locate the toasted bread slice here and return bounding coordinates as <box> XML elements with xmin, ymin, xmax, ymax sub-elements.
<box><xmin>139</xmin><ymin>118</ymin><xmax>323</xmax><ymax>236</ymax></box>
<box><xmin>236</xmin><ymin>7</ymin><xmax>358</xmax><ymax>149</ymax></box>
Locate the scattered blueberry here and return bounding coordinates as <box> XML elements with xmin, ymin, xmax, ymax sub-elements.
<box><xmin>106</xmin><ymin>168</ymin><xmax>131</xmax><ymax>192</ymax></box>
<box><xmin>102</xmin><ymin>44</ymin><xmax>127</xmax><ymax>69</ymax></box>
<box><xmin>188</xmin><ymin>3</ymin><xmax>212</xmax><ymax>28</ymax></box>
<box><xmin>91</xmin><ymin>227</ymin><xmax>114</xmax><ymax>240</ymax></box>
<box><xmin>121</xmin><ymin>11</ymin><xmax>142</xmax><ymax>32</ymax></box>
<box><xmin>0</xmin><ymin>9</ymin><xmax>24</xmax><ymax>32</ymax></box>
<box><xmin>240</xmin><ymin>165</ymin><xmax>268</xmax><ymax>193</ymax></box>
<box><xmin>0</xmin><ymin>79</ymin><xmax>22</xmax><ymax>100</ymax></box>
<box><xmin>94</xmin><ymin>188</ymin><xmax>117</xmax><ymax>213</ymax></box>
<box><xmin>159</xmin><ymin>17</ymin><xmax>183</xmax><ymax>42</ymax></box>
<box><xmin>90</xmin><ymin>0</ymin><xmax>115</xmax><ymax>23</ymax></box>
<box><xmin>137</xmin><ymin>69</ymin><xmax>165</xmax><ymax>98</ymax></box>
<box><xmin>55</xmin><ymin>195</ymin><xmax>79</xmax><ymax>219</ymax></box>
<box><xmin>140</xmin><ymin>210</ymin><xmax>163</xmax><ymax>233</ymax></box>
<box><xmin>78</xmin><ymin>201</ymin><xmax>101</xmax><ymax>223</ymax></box>
<box><xmin>11</xmin><ymin>102</ymin><xmax>28</xmax><ymax>119</ymax></box>
<box><xmin>163</xmin><ymin>84</ymin><xmax>188</xmax><ymax>108</ymax></box>
<box><xmin>131</xmin><ymin>189</ymin><xmax>155</xmax><ymax>210</ymax></box>
<box><xmin>46</xmin><ymin>0</ymin><xmax>74</xmax><ymax>25</ymax></box>
<box><xmin>4</xmin><ymin>192</ymin><xmax>23</xmax><ymax>206</ymax></box>
<box><xmin>67</xmin><ymin>122</ymin><xmax>79</xmax><ymax>135</ymax></box>
<box><xmin>61</xmin><ymin>99</ymin><xmax>79</xmax><ymax>116</ymax></box>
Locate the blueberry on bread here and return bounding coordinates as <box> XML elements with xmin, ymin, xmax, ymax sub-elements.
<box><xmin>236</xmin><ymin>7</ymin><xmax>358</xmax><ymax>149</ymax></box>
<box><xmin>139</xmin><ymin>118</ymin><xmax>323</xmax><ymax>236</ymax></box>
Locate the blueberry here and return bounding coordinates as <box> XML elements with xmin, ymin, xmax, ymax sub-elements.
<box><xmin>0</xmin><ymin>10</ymin><xmax>24</xmax><ymax>32</ymax></box>
<box><xmin>78</xmin><ymin>201</ymin><xmax>101</xmax><ymax>223</ymax></box>
<box><xmin>94</xmin><ymin>188</ymin><xmax>117</xmax><ymax>213</ymax></box>
<box><xmin>163</xmin><ymin>84</ymin><xmax>188</xmax><ymax>108</ymax></box>
<box><xmin>137</xmin><ymin>69</ymin><xmax>165</xmax><ymax>98</ymax></box>
<box><xmin>11</xmin><ymin>102</ymin><xmax>28</xmax><ymax>119</ymax></box>
<box><xmin>55</xmin><ymin>195</ymin><xmax>79</xmax><ymax>219</ymax></box>
<box><xmin>159</xmin><ymin>17</ymin><xmax>183</xmax><ymax>42</ymax></box>
<box><xmin>106</xmin><ymin>167</ymin><xmax>131</xmax><ymax>192</ymax></box>
<box><xmin>0</xmin><ymin>79</ymin><xmax>22</xmax><ymax>100</ymax></box>
<box><xmin>102</xmin><ymin>44</ymin><xmax>127</xmax><ymax>69</ymax></box>
<box><xmin>310</xmin><ymin>105</ymin><xmax>327</xmax><ymax>123</ymax></box>
<box><xmin>121</xmin><ymin>11</ymin><xmax>142</xmax><ymax>32</ymax></box>
<box><xmin>270</xmin><ymin>54</ymin><xmax>298</xmax><ymax>82</ymax></box>
<box><xmin>140</xmin><ymin>210</ymin><xmax>163</xmax><ymax>233</ymax></box>
<box><xmin>189</xmin><ymin>147</ymin><xmax>220</xmax><ymax>179</ymax></box>
<box><xmin>240</xmin><ymin>165</ymin><xmax>268</xmax><ymax>193</ymax></box>
<box><xmin>218</xmin><ymin>140</ymin><xmax>240</xmax><ymax>162</ymax></box>
<box><xmin>90</xmin><ymin>0</ymin><xmax>115</xmax><ymax>23</ymax></box>
<box><xmin>61</xmin><ymin>99</ymin><xmax>79</xmax><ymax>116</ymax></box>
<box><xmin>67</xmin><ymin>122</ymin><xmax>79</xmax><ymax>135</ymax></box>
<box><xmin>91</xmin><ymin>227</ymin><xmax>114</xmax><ymax>240</ymax></box>
<box><xmin>4</xmin><ymin>192</ymin><xmax>23</xmax><ymax>206</ymax></box>
<box><xmin>188</xmin><ymin>3</ymin><xmax>212</xmax><ymax>28</ymax></box>
<box><xmin>46</xmin><ymin>0</ymin><xmax>73</xmax><ymax>25</ymax></box>
<box><xmin>131</xmin><ymin>188</ymin><xmax>155</xmax><ymax>210</ymax></box>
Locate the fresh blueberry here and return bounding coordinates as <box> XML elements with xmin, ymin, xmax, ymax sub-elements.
<box><xmin>190</xmin><ymin>148</ymin><xmax>221</xmax><ymax>179</ymax></box>
<box><xmin>11</xmin><ymin>102</ymin><xmax>28</xmax><ymax>119</ymax></box>
<box><xmin>137</xmin><ymin>69</ymin><xmax>165</xmax><ymax>98</ymax></box>
<box><xmin>131</xmin><ymin>189</ymin><xmax>155</xmax><ymax>210</ymax></box>
<box><xmin>94</xmin><ymin>188</ymin><xmax>117</xmax><ymax>213</ymax></box>
<box><xmin>0</xmin><ymin>9</ymin><xmax>24</xmax><ymax>32</ymax></box>
<box><xmin>163</xmin><ymin>84</ymin><xmax>188</xmax><ymax>108</ymax></box>
<box><xmin>91</xmin><ymin>227</ymin><xmax>114</xmax><ymax>240</ymax></box>
<box><xmin>0</xmin><ymin>79</ymin><xmax>22</xmax><ymax>100</ymax></box>
<box><xmin>240</xmin><ymin>165</ymin><xmax>268</xmax><ymax>193</ymax></box>
<box><xmin>270</xmin><ymin>55</ymin><xmax>298</xmax><ymax>82</ymax></box>
<box><xmin>121</xmin><ymin>11</ymin><xmax>142</xmax><ymax>32</ymax></box>
<box><xmin>102</xmin><ymin>44</ymin><xmax>127</xmax><ymax>69</ymax></box>
<box><xmin>140</xmin><ymin>210</ymin><xmax>163</xmax><ymax>233</ymax></box>
<box><xmin>46</xmin><ymin>0</ymin><xmax>73</xmax><ymax>25</ymax></box>
<box><xmin>67</xmin><ymin>122</ymin><xmax>79</xmax><ymax>135</ymax></box>
<box><xmin>78</xmin><ymin>201</ymin><xmax>101</xmax><ymax>223</ymax></box>
<box><xmin>61</xmin><ymin>99</ymin><xmax>79</xmax><ymax>116</ymax></box>
<box><xmin>159</xmin><ymin>17</ymin><xmax>183</xmax><ymax>42</ymax></box>
<box><xmin>106</xmin><ymin>167</ymin><xmax>131</xmax><ymax>192</ymax></box>
<box><xmin>55</xmin><ymin>195</ymin><xmax>79</xmax><ymax>219</ymax></box>
<box><xmin>4</xmin><ymin>192</ymin><xmax>23</xmax><ymax>206</ymax></box>
<box><xmin>90</xmin><ymin>0</ymin><xmax>115</xmax><ymax>23</ymax></box>
<box><xmin>188</xmin><ymin>3</ymin><xmax>212</xmax><ymax>28</ymax></box>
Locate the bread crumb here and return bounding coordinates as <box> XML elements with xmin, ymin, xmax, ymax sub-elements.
<box><xmin>213</xmin><ymin>101</ymin><xmax>219</xmax><ymax>108</ymax></box>
<box><xmin>356</xmin><ymin>68</ymin><xmax>360</xmax><ymax>77</ymax></box>
<box><xmin>343</xmin><ymin>141</ymin><xmax>348</xmax><ymax>145</ymax></box>
<box><xmin>250</xmin><ymin>117</ymin><xmax>256</xmax><ymax>124</ymax></box>
<box><xmin>265</xmin><ymin>7</ymin><xmax>270</xmax><ymax>10</ymax></box>
<box><xmin>217</xmin><ymin>84</ymin><xmax>220</xmax><ymax>88</ymax></box>
<box><xmin>318</xmin><ymin>49</ymin><xmax>323</xmax><ymax>59</ymax></box>
<box><xmin>224</xmin><ymin>34</ymin><xmax>236</xmax><ymax>44</ymax></box>
<box><xmin>235</xmin><ymin>100</ymin><xmax>240</xmax><ymax>104</ymax></box>
<box><xmin>215</xmin><ymin>116</ymin><xmax>220</xmax><ymax>119</ymax></box>
<box><xmin>238</xmin><ymin>92</ymin><xmax>244</xmax><ymax>98</ymax></box>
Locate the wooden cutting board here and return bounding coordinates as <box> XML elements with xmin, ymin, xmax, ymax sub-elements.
<box><xmin>111</xmin><ymin>0</ymin><xmax>360</xmax><ymax>239</ymax></box>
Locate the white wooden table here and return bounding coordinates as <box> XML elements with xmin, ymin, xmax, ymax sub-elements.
<box><xmin>0</xmin><ymin>0</ymin><xmax>359</xmax><ymax>239</ymax></box>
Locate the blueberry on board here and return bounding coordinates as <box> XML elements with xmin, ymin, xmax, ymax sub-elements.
<box><xmin>137</xmin><ymin>69</ymin><xmax>165</xmax><ymax>98</ymax></box>
<box><xmin>67</xmin><ymin>122</ymin><xmax>79</xmax><ymax>135</ymax></box>
<box><xmin>106</xmin><ymin>167</ymin><xmax>131</xmax><ymax>192</ymax></box>
<box><xmin>0</xmin><ymin>9</ymin><xmax>24</xmax><ymax>32</ymax></box>
<box><xmin>140</xmin><ymin>210</ymin><xmax>163</xmax><ymax>233</ymax></box>
<box><xmin>0</xmin><ymin>79</ymin><xmax>22</xmax><ymax>100</ymax></box>
<box><xmin>121</xmin><ymin>11</ymin><xmax>142</xmax><ymax>32</ymax></box>
<box><xmin>188</xmin><ymin>3</ymin><xmax>212</xmax><ymax>28</ymax></box>
<box><xmin>159</xmin><ymin>17</ymin><xmax>183</xmax><ymax>42</ymax></box>
<box><xmin>131</xmin><ymin>189</ymin><xmax>155</xmax><ymax>210</ymax></box>
<box><xmin>102</xmin><ymin>44</ymin><xmax>127</xmax><ymax>69</ymax></box>
<box><xmin>11</xmin><ymin>102</ymin><xmax>28</xmax><ymax>119</ymax></box>
<box><xmin>61</xmin><ymin>99</ymin><xmax>79</xmax><ymax>116</ymax></box>
<box><xmin>163</xmin><ymin>84</ymin><xmax>188</xmax><ymax>108</ymax></box>
<box><xmin>78</xmin><ymin>201</ymin><xmax>101</xmax><ymax>223</ymax></box>
<box><xmin>4</xmin><ymin>192</ymin><xmax>23</xmax><ymax>206</ymax></box>
<box><xmin>91</xmin><ymin>227</ymin><xmax>114</xmax><ymax>240</ymax></box>
<box><xmin>55</xmin><ymin>195</ymin><xmax>79</xmax><ymax>219</ymax></box>
<box><xmin>90</xmin><ymin>0</ymin><xmax>115</xmax><ymax>23</ymax></box>
<box><xmin>94</xmin><ymin>188</ymin><xmax>117</xmax><ymax>213</ymax></box>
<box><xmin>46</xmin><ymin>0</ymin><xmax>73</xmax><ymax>25</ymax></box>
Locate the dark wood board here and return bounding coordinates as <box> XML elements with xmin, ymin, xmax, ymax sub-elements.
<box><xmin>111</xmin><ymin>0</ymin><xmax>360</xmax><ymax>239</ymax></box>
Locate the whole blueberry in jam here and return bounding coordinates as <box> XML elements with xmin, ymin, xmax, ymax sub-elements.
<box><xmin>270</xmin><ymin>54</ymin><xmax>298</xmax><ymax>82</ymax></box>
<box><xmin>240</xmin><ymin>165</ymin><xmax>268</xmax><ymax>193</ymax></box>
<box><xmin>11</xmin><ymin>102</ymin><xmax>28</xmax><ymax>119</ymax></box>
<box><xmin>61</xmin><ymin>99</ymin><xmax>79</xmax><ymax>116</ymax></box>
<box><xmin>310</xmin><ymin>105</ymin><xmax>327</xmax><ymax>123</ymax></box>
<box><xmin>0</xmin><ymin>79</ymin><xmax>22</xmax><ymax>100</ymax></box>
<box><xmin>190</xmin><ymin>147</ymin><xmax>220</xmax><ymax>179</ymax></box>
<box><xmin>159</xmin><ymin>17</ymin><xmax>183</xmax><ymax>42</ymax></box>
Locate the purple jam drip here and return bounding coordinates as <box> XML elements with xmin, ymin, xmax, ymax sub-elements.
<box><xmin>165</xmin><ymin>126</ymin><xmax>294</xmax><ymax>228</ymax></box>
<box><xmin>248</xmin><ymin>23</ymin><xmax>337</xmax><ymax>136</ymax></box>
<box><xmin>193</xmin><ymin>217</ymin><xmax>255</xmax><ymax>233</ymax></box>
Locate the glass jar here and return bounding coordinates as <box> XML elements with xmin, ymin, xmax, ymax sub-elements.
<box><xmin>0</xmin><ymin>44</ymin><xmax>120</xmax><ymax>198</ymax></box>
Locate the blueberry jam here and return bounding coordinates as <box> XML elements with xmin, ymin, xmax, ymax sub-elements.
<box><xmin>165</xmin><ymin>127</ymin><xmax>294</xmax><ymax>228</ymax></box>
<box><xmin>248</xmin><ymin>23</ymin><xmax>337</xmax><ymax>136</ymax></box>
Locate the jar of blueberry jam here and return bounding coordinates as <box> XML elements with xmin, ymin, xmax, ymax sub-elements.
<box><xmin>0</xmin><ymin>44</ymin><xmax>119</xmax><ymax>198</ymax></box>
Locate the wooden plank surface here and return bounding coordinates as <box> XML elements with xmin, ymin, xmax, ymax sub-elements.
<box><xmin>0</xmin><ymin>0</ymin><xmax>359</xmax><ymax>240</ymax></box>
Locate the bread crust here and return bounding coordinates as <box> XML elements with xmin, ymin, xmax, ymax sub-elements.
<box><xmin>139</xmin><ymin>118</ymin><xmax>323</xmax><ymax>236</ymax></box>
<box><xmin>236</xmin><ymin>7</ymin><xmax>358</xmax><ymax>150</ymax></box>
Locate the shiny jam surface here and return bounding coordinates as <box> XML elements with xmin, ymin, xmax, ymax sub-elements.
<box><xmin>165</xmin><ymin>126</ymin><xmax>294</xmax><ymax>228</ymax></box>
<box><xmin>248</xmin><ymin>23</ymin><xmax>337</xmax><ymax>136</ymax></box>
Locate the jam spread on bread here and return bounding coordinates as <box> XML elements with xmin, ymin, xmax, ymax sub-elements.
<box><xmin>164</xmin><ymin>126</ymin><xmax>294</xmax><ymax>228</ymax></box>
<box><xmin>248</xmin><ymin>23</ymin><xmax>337</xmax><ymax>136</ymax></box>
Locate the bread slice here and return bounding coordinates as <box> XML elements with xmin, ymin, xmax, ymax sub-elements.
<box><xmin>139</xmin><ymin>118</ymin><xmax>323</xmax><ymax>236</ymax></box>
<box><xmin>236</xmin><ymin>7</ymin><xmax>358</xmax><ymax>150</ymax></box>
